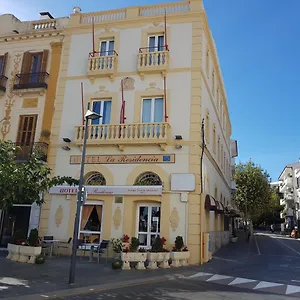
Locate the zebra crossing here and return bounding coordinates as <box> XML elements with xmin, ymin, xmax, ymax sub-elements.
<box><xmin>187</xmin><ymin>272</ymin><xmax>300</xmax><ymax>297</ymax></box>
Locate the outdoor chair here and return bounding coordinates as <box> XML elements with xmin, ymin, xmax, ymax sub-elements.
<box><xmin>56</xmin><ymin>237</ymin><xmax>72</xmax><ymax>257</ymax></box>
<box><xmin>76</xmin><ymin>239</ymin><xmax>87</xmax><ymax>259</ymax></box>
<box><xmin>41</xmin><ymin>235</ymin><xmax>54</xmax><ymax>256</ymax></box>
<box><xmin>93</xmin><ymin>240</ymin><xmax>110</xmax><ymax>264</ymax></box>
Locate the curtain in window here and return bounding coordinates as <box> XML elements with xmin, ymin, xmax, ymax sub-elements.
<box><xmin>108</xmin><ymin>41</ymin><xmax>114</xmax><ymax>56</ymax></box>
<box><xmin>80</xmin><ymin>205</ymin><xmax>95</xmax><ymax>230</ymax></box>
<box><xmin>95</xmin><ymin>206</ymin><xmax>102</xmax><ymax>231</ymax></box>
<box><xmin>92</xmin><ymin>101</ymin><xmax>101</xmax><ymax>125</ymax></box>
<box><xmin>100</xmin><ymin>41</ymin><xmax>107</xmax><ymax>56</ymax></box>
<box><xmin>102</xmin><ymin>101</ymin><xmax>111</xmax><ymax>124</ymax></box>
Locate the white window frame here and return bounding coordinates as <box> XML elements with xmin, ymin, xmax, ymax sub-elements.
<box><xmin>141</xmin><ymin>97</ymin><xmax>164</xmax><ymax>123</ymax></box>
<box><xmin>148</xmin><ymin>35</ymin><xmax>164</xmax><ymax>51</ymax></box>
<box><xmin>78</xmin><ymin>201</ymin><xmax>104</xmax><ymax>247</ymax></box>
<box><xmin>136</xmin><ymin>203</ymin><xmax>161</xmax><ymax>249</ymax></box>
<box><xmin>90</xmin><ymin>99</ymin><xmax>111</xmax><ymax>125</ymax></box>
<box><xmin>99</xmin><ymin>39</ymin><xmax>114</xmax><ymax>56</ymax></box>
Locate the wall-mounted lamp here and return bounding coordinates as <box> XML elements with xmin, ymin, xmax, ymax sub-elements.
<box><xmin>62</xmin><ymin>145</ymin><xmax>71</xmax><ymax>151</ymax></box>
<box><xmin>175</xmin><ymin>135</ymin><xmax>182</xmax><ymax>140</ymax></box>
<box><xmin>63</xmin><ymin>137</ymin><xmax>71</xmax><ymax>143</ymax></box>
<box><xmin>175</xmin><ymin>145</ymin><xmax>183</xmax><ymax>149</ymax></box>
<box><xmin>13</xmin><ymin>30</ymin><xmax>19</xmax><ymax>34</ymax></box>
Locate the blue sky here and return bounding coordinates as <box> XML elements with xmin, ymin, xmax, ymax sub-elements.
<box><xmin>2</xmin><ymin>0</ymin><xmax>299</xmax><ymax>180</ymax></box>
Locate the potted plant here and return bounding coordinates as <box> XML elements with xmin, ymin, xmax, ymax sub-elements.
<box><xmin>230</xmin><ymin>231</ymin><xmax>238</xmax><ymax>243</ymax></box>
<box><xmin>147</xmin><ymin>236</ymin><xmax>170</xmax><ymax>269</ymax></box>
<box><xmin>7</xmin><ymin>229</ymin><xmax>27</xmax><ymax>261</ymax></box>
<box><xmin>170</xmin><ymin>236</ymin><xmax>190</xmax><ymax>267</ymax></box>
<box><xmin>122</xmin><ymin>234</ymin><xmax>130</xmax><ymax>250</ymax></box>
<box><xmin>110</xmin><ymin>238</ymin><xmax>122</xmax><ymax>260</ymax></box>
<box><xmin>40</xmin><ymin>129</ymin><xmax>51</xmax><ymax>142</ymax></box>
<box><xmin>35</xmin><ymin>254</ymin><xmax>46</xmax><ymax>264</ymax></box>
<box><xmin>121</xmin><ymin>237</ymin><xmax>146</xmax><ymax>270</ymax></box>
<box><xmin>112</xmin><ymin>259</ymin><xmax>122</xmax><ymax>269</ymax></box>
<box><xmin>19</xmin><ymin>229</ymin><xmax>42</xmax><ymax>263</ymax></box>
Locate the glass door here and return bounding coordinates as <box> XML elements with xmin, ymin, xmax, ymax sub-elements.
<box><xmin>137</xmin><ymin>204</ymin><xmax>161</xmax><ymax>249</ymax></box>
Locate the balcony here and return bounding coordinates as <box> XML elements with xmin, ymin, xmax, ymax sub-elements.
<box><xmin>13</xmin><ymin>72</ymin><xmax>49</xmax><ymax>95</ymax></box>
<box><xmin>87</xmin><ymin>51</ymin><xmax>118</xmax><ymax>81</ymax></box>
<box><xmin>138</xmin><ymin>47</ymin><xmax>169</xmax><ymax>79</ymax></box>
<box><xmin>279</xmin><ymin>176</ymin><xmax>293</xmax><ymax>193</ymax></box>
<box><xmin>0</xmin><ymin>75</ymin><xmax>8</xmax><ymax>94</ymax></box>
<box><xmin>74</xmin><ymin>122</ymin><xmax>170</xmax><ymax>151</ymax></box>
<box><xmin>11</xmin><ymin>142</ymin><xmax>49</xmax><ymax>162</ymax></box>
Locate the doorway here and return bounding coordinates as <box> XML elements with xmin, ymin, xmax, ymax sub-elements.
<box><xmin>0</xmin><ymin>206</ymin><xmax>31</xmax><ymax>247</ymax></box>
<box><xmin>137</xmin><ymin>204</ymin><xmax>161</xmax><ymax>249</ymax></box>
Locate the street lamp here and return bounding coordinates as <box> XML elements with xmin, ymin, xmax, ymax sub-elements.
<box><xmin>69</xmin><ymin>110</ymin><xmax>101</xmax><ymax>284</ymax></box>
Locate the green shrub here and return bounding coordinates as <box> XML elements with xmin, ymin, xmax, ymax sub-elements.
<box><xmin>28</xmin><ymin>229</ymin><xmax>39</xmax><ymax>247</ymax></box>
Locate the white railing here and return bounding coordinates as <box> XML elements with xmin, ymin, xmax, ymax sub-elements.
<box><xmin>138</xmin><ymin>51</ymin><xmax>169</xmax><ymax>71</ymax></box>
<box><xmin>75</xmin><ymin>123</ymin><xmax>170</xmax><ymax>143</ymax></box>
<box><xmin>32</xmin><ymin>20</ymin><xmax>57</xmax><ymax>30</ymax></box>
<box><xmin>139</xmin><ymin>2</ymin><xmax>190</xmax><ymax>16</ymax></box>
<box><xmin>88</xmin><ymin>55</ymin><xmax>118</xmax><ymax>74</ymax></box>
<box><xmin>80</xmin><ymin>9</ymin><xmax>126</xmax><ymax>24</ymax></box>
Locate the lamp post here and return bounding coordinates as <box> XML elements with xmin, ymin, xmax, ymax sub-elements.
<box><xmin>69</xmin><ymin>110</ymin><xmax>101</xmax><ymax>285</ymax></box>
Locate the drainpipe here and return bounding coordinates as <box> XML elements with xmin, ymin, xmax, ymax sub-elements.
<box><xmin>200</xmin><ymin>118</ymin><xmax>205</xmax><ymax>194</ymax></box>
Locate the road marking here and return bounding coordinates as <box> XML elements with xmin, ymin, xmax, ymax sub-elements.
<box><xmin>275</xmin><ymin>238</ymin><xmax>300</xmax><ymax>256</ymax></box>
<box><xmin>286</xmin><ymin>285</ymin><xmax>300</xmax><ymax>294</ymax></box>
<box><xmin>189</xmin><ymin>272</ymin><xmax>213</xmax><ymax>279</ymax></box>
<box><xmin>213</xmin><ymin>256</ymin><xmax>239</xmax><ymax>263</ymax></box>
<box><xmin>206</xmin><ymin>274</ymin><xmax>232</xmax><ymax>282</ymax></box>
<box><xmin>292</xmin><ymin>280</ymin><xmax>300</xmax><ymax>283</ymax></box>
<box><xmin>229</xmin><ymin>277</ymin><xmax>257</xmax><ymax>285</ymax></box>
<box><xmin>254</xmin><ymin>234</ymin><xmax>261</xmax><ymax>255</ymax></box>
<box><xmin>253</xmin><ymin>281</ymin><xmax>283</xmax><ymax>289</ymax></box>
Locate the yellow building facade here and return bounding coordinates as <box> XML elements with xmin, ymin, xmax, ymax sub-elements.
<box><xmin>0</xmin><ymin>12</ymin><xmax>68</xmax><ymax>246</ymax></box>
<box><xmin>41</xmin><ymin>0</ymin><xmax>236</xmax><ymax>264</ymax></box>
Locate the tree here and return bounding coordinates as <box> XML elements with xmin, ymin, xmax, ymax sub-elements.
<box><xmin>233</xmin><ymin>161</ymin><xmax>273</xmax><ymax>220</ymax></box>
<box><xmin>0</xmin><ymin>140</ymin><xmax>78</xmax><ymax>210</ymax></box>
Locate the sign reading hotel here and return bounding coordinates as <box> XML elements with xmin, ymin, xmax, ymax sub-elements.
<box><xmin>49</xmin><ymin>185</ymin><xmax>163</xmax><ymax>196</ymax></box>
<box><xmin>70</xmin><ymin>154</ymin><xmax>175</xmax><ymax>165</ymax></box>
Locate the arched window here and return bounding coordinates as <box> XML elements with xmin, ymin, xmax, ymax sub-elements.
<box><xmin>84</xmin><ymin>172</ymin><xmax>106</xmax><ymax>185</ymax></box>
<box><xmin>134</xmin><ymin>172</ymin><xmax>162</xmax><ymax>186</ymax></box>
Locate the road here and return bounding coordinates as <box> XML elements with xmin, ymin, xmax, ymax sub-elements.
<box><xmin>54</xmin><ymin>232</ymin><xmax>300</xmax><ymax>299</ymax></box>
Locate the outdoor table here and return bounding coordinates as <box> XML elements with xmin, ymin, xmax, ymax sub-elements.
<box><xmin>80</xmin><ymin>243</ymin><xmax>100</xmax><ymax>262</ymax></box>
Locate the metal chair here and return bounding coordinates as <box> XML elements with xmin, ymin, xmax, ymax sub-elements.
<box><xmin>76</xmin><ymin>239</ymin><xmax>87</xmax><ymax>259</ymax></box>
<box><xmin>94</xmin><ymin>240</ymin><xmax>110</xmax><ymax>263</ymax></box>
<box><xmin>42</xmin><ymin>236</ymin><xmax>54</xmax><ymax>256</ymax></box>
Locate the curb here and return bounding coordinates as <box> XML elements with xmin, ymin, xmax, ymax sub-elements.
<box><xmin>4</xmin><ymin>274</ymin><xmax>181</xmax><ymax>300</ymax></box>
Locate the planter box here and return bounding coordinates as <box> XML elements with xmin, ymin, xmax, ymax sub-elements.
<box><xmin>18</xmin><ymin>246</ymin><xmax>41</xmax><ymax>263</ymax></box>
<box><xmin>147</xmin><ymin>252</ymin><xmax>159</xmax><ymax>269</ymax></box>
<box><xmin>7</xmin><ymin>243</ymin><xmax>20</xmax><ymax>261</ymax></box>
<box><xmin>121</xmin><ymin>252</ymin><xmax>147</xmax><ymax>270</ymax></box>
<box><xmin>170</xmin><ymin>251</ymin><xmax>190</xmax><ymax>267</ymax></box>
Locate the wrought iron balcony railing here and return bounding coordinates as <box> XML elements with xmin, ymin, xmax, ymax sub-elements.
<box><xmin>13</xmin><ymin>72</ymin><xmax>49</xmax><ymax>90</ymax></box>
<box><xmin>10</xmin><ymin>142</ymin><xmax>49</xmax><ymax>162</ymax></box>
<box><xmin>0</xmin><ymin>75</ymin><xmax>8</xmax><ymax>92</ymax></box>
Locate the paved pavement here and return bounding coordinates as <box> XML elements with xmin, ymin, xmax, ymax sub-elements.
<box><xmin>1</xmin><ymin>231</ymin><xmax>300</xmax><ymax>299</ymax></box>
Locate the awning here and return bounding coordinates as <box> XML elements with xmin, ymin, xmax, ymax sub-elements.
<box><xmin>225</xmin><ymin>206</ymin><xmax>241</xmax><ymax>218</ymax></box>
<box><xmin>216</xmin><ymin>201</ymin><xmax>225</xmax><ymax>214</ymax></box>
<box><xmin>204</xmin><ymin>195</ymin><xmax>217</xmax><ymax>211</ymax></box>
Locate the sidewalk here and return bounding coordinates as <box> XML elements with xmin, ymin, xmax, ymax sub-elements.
<box><xmin>0</xmin><ymin>250</ymin><xmax>199</xmax><ymax>299</ymax></box>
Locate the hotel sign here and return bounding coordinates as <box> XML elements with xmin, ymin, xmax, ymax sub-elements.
<box><xmin>70</xmin><ymin>154</ymin><xmax>175</xmax><ymax>165</ymax></box>
<box><xmin>49</xmin><ymin>185</ymin><xmax>163</xmax><ymax>196</ymax></box>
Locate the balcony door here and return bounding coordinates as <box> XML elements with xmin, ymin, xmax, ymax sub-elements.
<box><xmin>148</xmin><ymin>35</ymin><xmax>164</xmax><ymax>52</ymax></box>
<box><xmin>141</xmin><ymin>97</ymin><xmax>164</xmax><ymax>137</ymax></box>
<box><xmin>137</xmin><ymin>204</ymin><xmax>161</xmax><ymax>249</ymax></box>
<box><xmin>29</xmin><ymin>53</ymin><xmax>43</xmax><ymax>84</ymax></box>
<box><xmin>16</xmin><ymin>115</ymin><xmax>38</xmax><ymax>160</ymax></box>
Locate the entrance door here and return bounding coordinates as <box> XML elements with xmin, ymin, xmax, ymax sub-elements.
<box><xmin>16</xmin><ymin>114</ymin><xmax>38</xmax><ymax>160</ymax></box>
<box><xmin>137</xmin><ymin>204</ymin><xmax>161</xmax><ymax>249</ymax></box>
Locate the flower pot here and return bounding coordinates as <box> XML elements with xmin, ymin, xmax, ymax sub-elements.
<box><xmin>170</xmin><ymin>251</ymin><xmax>183</xmax><ymax>267</ymax></box>
<box><xmin>35</xmin><ymin>255</ymin><xmax>46</xmax><ymax>264</ymax></box>
<box><xmin>181</xmin><ymin>251</ymin><xmax>190</xmax><ymax>266</ymax></box>
<box><xmin>121</xmin><ymin>252</ymin><xmax>147</xmax><ymax>270</ymax></box>
<box><xmin>158</xmin><ymin>252</ymin><xmax>170</xmax><ymax>269</ymax></box>
<box><xmin>121</xmin><ymin>252</ymin><xmax>135</xmax><ymax>270</ymax></box>
<box><xmin>147</xmin><ymin>252</ymin><xmax>159</xmax><ymax>269</ymax></box>
<box><xmin>19</xmin><ymin>246</ymin><xmax>41</xmax><ymax>264</ymax></box>
<box><xmin>231</xmin><ymin>237</ymin><xmax>238</xmax><ymax>243</ymax></box>
<box><xmin>134</xmin><ymin>253</ymin><xmax>147</xmax><ymax>270</ymax></box>
<box><xmin>7</xmin><ymin>243</ymin><xmax>20</xmax><ymax>261</ymax></box>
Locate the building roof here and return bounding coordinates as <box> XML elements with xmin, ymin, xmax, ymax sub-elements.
<box><xmin>278</xmin><ymin>161</ymin><xmax>300</xmax><ymax>180</ymax></box>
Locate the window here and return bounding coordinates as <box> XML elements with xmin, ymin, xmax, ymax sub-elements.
<box><xmin>205</xmin><ymin>109</ymin><xmax>210</xmax><ymax>144</ymax></box>
<box><xmin>223</xmin><ymin>153</ymin><xmax>226</xmax><ymax>170</ymax></box>
<box><xmin>221</xmin><ymin>145</ymin><xmax>224</xmax><ymax>168</ymax></box>
<box><xmin>214</xmin><ymin>187</ymin><xmax>218</xmax><ymax>200</ymax></box>
<box><xmin>223</xmin><ymin>113</ymin><xmax>226</xmax><ymax>129</ymax></box>
<box><xmin>220</xmin><ymin>101</ymin><xmax>223</xmax><ymax>123</ymax></box>
<box><xmin>90</xmin><ymin>100</ymin><xmax>112</xmax><ymax>125</ymax></box>
<box><xmin>148</xmin><ymin>35</ymin><xmax>165</xmax><ymax>52</ymax></box>
<box><xmin>100</xmin><ymin>40</ymin><xmax>115</xmax><ymax>56</ymax></box>
<box><xmin>216</xmin><ymin>88</ymin><xmax>219</xmax><ymax>106</ymax></box>
<box><xmin>79</xmin><ymin>204</ymin><xmax>103</xmax><ymax>244</ymax></box>
<box><xmin>217</xmin><ymin>136</ymin><xmax>220</xmax><ymax>162</ymax></box>
<box><xmin>84</xmin><ymin>172</ymin><xmax>106</xmax><ymax>185</ymax></box>
<box><xmin>141</xmin><ymin>97</ymin><xmax>164</xmax><ymax>123</ymax></box>
<box><xmin>212</xmin><ymin>124</ymin><xmax>216</xmax><ymax>153</ymax></box>
<box><xmin>134</xmin><ymin>172</ymin><xmax>162</xmax><ymax>186</ymax></box>
<box><xmin>206</xmin><ymin>49</ymin><xmax>210</xmax><ymax>77</ymax></box>
<box><xmin>0</xmin><ymin>54</ymin><xmax>7</xmax><ymax>75</ymax></box>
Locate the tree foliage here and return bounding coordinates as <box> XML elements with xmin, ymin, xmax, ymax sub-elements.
<box><xmin>233</xmin><ymin>161</ymin><xmax>280</xmax><ymax>221</ymax></box>
<box><xmin>0</xmin><ymin>140</ymin><xmax>78</xmax><ymax>210</ymax></box>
